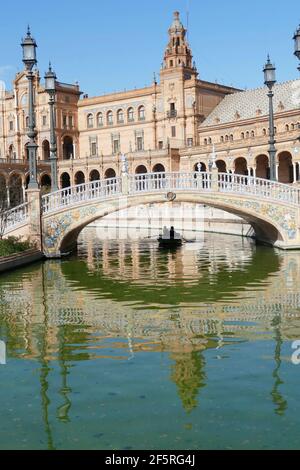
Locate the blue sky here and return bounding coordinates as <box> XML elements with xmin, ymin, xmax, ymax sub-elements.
<box><xmin>0</xmin><ymin>0</ymin><xmax>299</xmax><ymax>96</ymax></box>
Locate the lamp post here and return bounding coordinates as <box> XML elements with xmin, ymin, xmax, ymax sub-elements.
<box><xmin>263</xmin><ymin>56</ymin><xmax>277</xmax><ymax>181</ymax></box>
<box><xmin>293</xmin><ymin>25</ymin><xmax>300</xmax><ymax>73</ymax></box>
<box><xmin>21</xmin><ymin>26</ymin><xmax>38</xmax><ymax>188</ymax></box>
<box><xmin>45</xmin><ymin>63</ymin><xmax>58</xmax><ymax>192</ymax></box>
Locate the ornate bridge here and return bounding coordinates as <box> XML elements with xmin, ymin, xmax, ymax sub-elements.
<box><xmin>3</xmin><ymin>170</ymin><xmax>300</xmax><ymax>257</ymax></box>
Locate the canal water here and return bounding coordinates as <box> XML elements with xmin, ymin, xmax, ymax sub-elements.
<box><xmin>0</xmin><ymin>229</ymin><xmax>300</xmax><ymax>450</ymax></box>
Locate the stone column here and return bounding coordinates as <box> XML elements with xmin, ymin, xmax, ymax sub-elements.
<box><xmin>211</xmin><ymin>167</ymin><xmax>219</xmax><ymax>192</ymax></box>
<box><xmin>26</xmin><ymin>188</ymin><xmax>42</xmax><ymax>251</ymax></box>
<box><xmin>253</xmin><ymin>167</ymin><xmax>257</xmax><ymax>179</ymax></box>
<box><xmin>121</xmin><ymin>173</ymin><xmax>129</xmax><ymax>195</ymax></box>
<box><xmin>276</xmin><ymin>164</ymin><xmax>279</xmax><ymax>181</ymax></box>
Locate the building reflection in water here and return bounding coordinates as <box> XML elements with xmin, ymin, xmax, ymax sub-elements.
<box><xmin>1</xmin><ymin>231</ymin><xmax>300</xmax><ymax>447</ymax></box>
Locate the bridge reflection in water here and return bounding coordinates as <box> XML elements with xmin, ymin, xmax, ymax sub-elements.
<box><xmin>0</xmin><ymin>231</ymin><xmax>300</xmax><ymax>449</ymax></box>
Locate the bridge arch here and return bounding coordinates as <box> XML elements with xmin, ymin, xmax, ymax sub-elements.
<box><xmin>43</xmin><ymin>189</ymin><xmax>291</xmax><ymax>257</ymax></box>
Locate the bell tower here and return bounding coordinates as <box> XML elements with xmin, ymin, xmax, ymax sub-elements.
<box><xmin>162</xmin><ymin>11</ymin><xmax>198</xmax><ymax>79</ymax></box>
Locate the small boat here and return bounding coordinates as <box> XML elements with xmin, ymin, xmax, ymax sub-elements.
<box><xmin>158</xmin><ymin>236</ymin><xmax>182</xmax><ymax>248</ymax></box>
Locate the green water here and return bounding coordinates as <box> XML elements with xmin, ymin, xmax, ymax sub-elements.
<box><xmin>1</xmin><ymin>229</ymin><xmax>300</xmax><ymax>450</ymax></box>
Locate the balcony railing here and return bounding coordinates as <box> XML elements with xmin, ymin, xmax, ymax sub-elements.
<box><xmin>167</xmin><ymin>110</ymin><xmax>177</xmax><ymax>118</ymax></box>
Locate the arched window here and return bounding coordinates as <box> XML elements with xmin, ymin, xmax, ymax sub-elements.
<box><xmin>138</xmin><ymin>106</ymin><xmax>145</xmax><ymax>121</ymax></box>
<box><xmin>107</xmin><ymin>111</ymin><xmax>113</xmax><ymax>125</ymax></box>
<box><xmin>251</xmin><ymin>130</ymin><xmax>255</xmax><ymax>138</ymax></box>
<box><xmin>220</xmin><ymin>136</ymin><xmax>224</xmax><ymax>143</ymax></box>
<box><xmin>25</xmin><ymin>116</ymin><xmax>29</xmax><ymax>129</ymax></box>
<box><xmin>128</xmin><ymin>107</ymin><xmax>134</xmax><ymax>122</ymax></box>
<box><xmin>204</xmin><ymin>138</ymin><xmax>208</xmax><ymax>146</ymax></box>
<box><xmin>87</xmin><ymin>113</ymin><xmax>94</xmax><ymax>128</ymax></box>
<box><xmin>285</xmin><ymin>124</ymin><xmax>289</xmax><ymax>132</ymax></box>
<box><xmin>225</xmin><ymin>135</ymin><xmax>229</xmax><ymax>142</ymax></box>
<box><xmin>263</xmin><ymin>128</ymin><xmax>267</xmax><ymax>136</ymax></box>
<box><xmin>230</xmin><ymin>134</ymin><xmax>234</xmax><ymax>142</ymax></box>
<box><xmin>117</xmin><ymin>109</ymin><xmax>124</xmax><ymax>124</ymax></box>
<box><xmin>241</xmin><ymin>132</ymin><xmax>245</xmax><ymax>139</ymax></box>
<box><xmin>97</xmin><ymin>113</ymin><xmax>103</xmax><ymax>127</ymax></box>
<box><xmin>208</xmin><ymin>137</ymin><xmax>212</xmax><ymax>144</ymax></box>
<box><xmin>291</xmin><ymin>123</ymin><xmax>295</xmax><ymax>131</ymax></box>
<box><xmin>246</xmin><ymin>131</ymin><xmax>250</xmax><ymax>139</ymax></box>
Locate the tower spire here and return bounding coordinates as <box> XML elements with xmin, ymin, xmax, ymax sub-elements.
<box><xmin>162</xmin><ymin>11</ymin><xmax>197</xmax><ymax>77</ymax></box>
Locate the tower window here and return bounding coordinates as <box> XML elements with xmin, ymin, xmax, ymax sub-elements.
<box><xmin>171</xmin><ymin>126</ymin><xmax>176</xmax><ymax>137</ymax></box>
<box><xmin>170</xmin><ymin>60</ymin><xmax>174</xmax><ymax>67</ymax></box>
<box><xmin>9</xmin><ymin>120</ymin><xmax>14</xmax><ymax>131</ymax></box>
<box><xmin>42</xmin><ymin>115</ymin><xmax>47</xmax><ymax>126</ymax></box>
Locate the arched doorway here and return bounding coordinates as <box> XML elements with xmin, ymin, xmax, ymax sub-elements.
<box><xmin>135</xmin><ymin>165</ymin><xmax>147</xmax><ymax>174</ymax></box>
<box><xmin>256</xmin><ymin>155</ymin><xmax>269</xmax><ymax>179</ymax></box>
<box><xmin>89</xmin><ymin>170</ymin><xmax>100</xmax><ymax>182</ymax></box>
<box><xmin>194</xmin><ymin>162</ymin><xmax>206</xmax><ymax>172</ymax></box>
<box><xmin>42</xmin><ymin>140</ymin><xmax>50</xmax><ymax>161</ymax></box>
<box><xmin>278</xmin><ymin>152</ymin><xmax>293</xmax><ymax>183</ymax></box>
<box><xmin>9</xmin><ymin>174</ymin><xmax>23</xmax><ymax>207</ymax></box>
<box><xmin>234</xmin><ymin>157</ymin><xmax>248</xmax><ymax>176</ymax></box>
<box><xmin>63</xmin><ymin>136</ymin><xmax>74</xmax><ymax>160</ymax></box>
<box><xmin>61</xmin><ymin>172</ymin><xmax>71</xmax><ymax>189</ymax></box>
<box><xmin>216</xmin><ymin>160</ymin><xmax>226</xmax><ymax>173</ymax></box>
<box><xmin>105</xmin><ymin>168</ymin><xmax>116</xmax><ymax>179</ymax></box>
<box><xmin>153</xmin><ymin>163</ymin><xmax>165</xmax><ymax>173</ymax></box>
<box><xmin>40</xmin><ymin>174</ymin><xmax>51</xmax><ymax>194</ymax></box>
<box><xmin>75</xmin><ymin>171</ymin><xmax>85</xmax><ymax>185</ymax></box>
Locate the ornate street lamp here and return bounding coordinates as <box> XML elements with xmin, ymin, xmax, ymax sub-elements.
<box><xmin>293</xmin><ymin>25</ymin><xmax>300</xmax><ymax>73</ymax></box>
<box><xmin>263</xmin><ymin>56</ymin><xmax>277</xmax><ymax>181</ymax></box>
<box><xmin>44</xmin><ymin>63</ymin><xmax>58</xmax><ymax>192</ymax></box>
<box><xmin>21</xmin><ymin>26</ymin><xmax>38</xmax><ymax>188</ymax></box>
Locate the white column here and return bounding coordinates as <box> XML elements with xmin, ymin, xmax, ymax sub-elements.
<box><xmin>22</xmin><ymin>184</ymin><xmax>26</xmax><ymax>203</ymax></box>
<box><xmin>253</xmin><ymin>167</ymin><xmax>256</xmax><ymax>179</ymax></box>
<box><xmin>6</xmin><ymin>186</ymin><xmax>10</xmax><ymax>208</ymax></box>
<box><xmin>73</xmin><ymin>142</ymin><xmax>77</xmax><ymax>160</ymax></box>
<box><xmin>293</xmin><ymin>162</ymin><xmax>297</xmax><ymax>183</ymax></box>
<box><xmin>276</xmin><ymin>164</ymin><xmax>279</xmax><ymax>181</ymax></box>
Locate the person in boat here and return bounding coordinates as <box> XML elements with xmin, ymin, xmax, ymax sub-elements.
<box><xmin>162</xmin><ymin>226</ymin><xmax>169</xmax><ymax>240</ymax></box>
<box><xmin>170</xmin><ymin>226</ymin><xmax>175</xmax><ymax>240</ymax></box>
